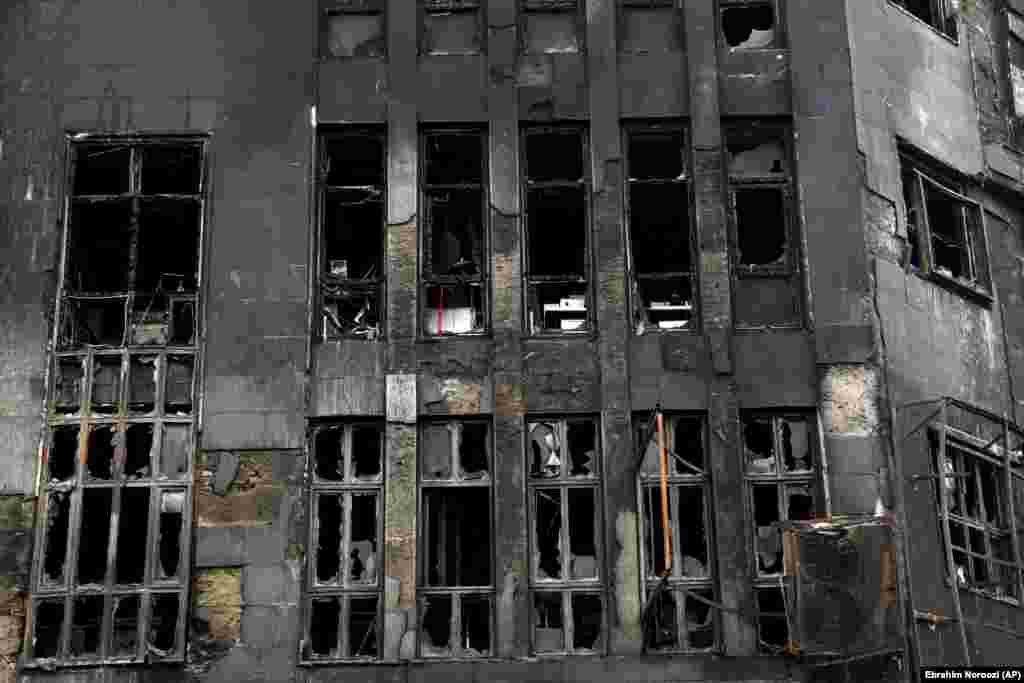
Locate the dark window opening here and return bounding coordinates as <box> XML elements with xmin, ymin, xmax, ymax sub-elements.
<box><xmin>568</xmin><ymin>489</ymin><xmax>597</xmax><ymax>579</ymax></box>
<box><xmin>571</xmin><ymin>594</ymin><xmax>602</xmax><ymax>650</ymax></box>
<box><xmin>536</xmin><ymin>488</ymin><xmax>563</xmax><ymax>580</ymax></box>
<box><xmin>566</xmin><ymin>420</ymin><xmax>595</xmax><ymax>477</ymax></box>
<box><xmin>425</xmin><ymin>191</ymin><xmax>484</xmax><ymax>275</ymax></box>
<box><xmin>629</xmin><ymin>185</ymin><xmax>690</xmax><ymax>273</ymax></box>
<box><xmin>461</xmin><ymin>594</ymin><xmax>491</xmax><ymax>655</ymax></box>
<box><xmin>169</xmin><ymin>297</ymin><xmax>196</xmax><ymax>345</ymax></box>
<box><xmin>74</xmin><ymin>145</ymin><xmax>130</xmax><ymax>195</ymax></box>
<box><xmin>459</xmin><ymin>422</ymin><xmax>489</xmax><ymax>478</ymax></box>
<box><xmin>925</xmin><ymin>183</ymin><xmax>971</xmax><ymax>280</ymax></box>
<box><xmin>70</xmin><ymin>595</ymin><xmax>104</xmax><ymax>657</ymax></box>
<box><xmin>310</xmin><ymin>598</ymin><xmax>341</xmax><ymax>656</ymax></box>
<box><xmin>528</xmin><ymin>282</ymin><xmax>588</xmax><ymax>334</ymax></box>
<box><xmin>348</xmin><ymin>596</ymin><xmax>379</xmax><ymax>657</ymax></box>
<box><xmin>140</xmin><ymin>145</ymin><xmax>202</xmax><ymax>195</ymax></box>
<box><xmin>744</xmin><ymin>416</ymin><xmax>775</xmax><ymax>474</ymax></box>
<box><xmin>423</xmin><ymin>488</ymin><xmax>492</xmax><ymax>586</ymax></box>
<box><xmin>43</xmin><ymin>493</ymin><xmax>70</xmax><ymax>585</ymax></box>
<box><xmin>116</xmin><ymin>488</ymin><xmax>149</xmax><ymax>584</ymax></box>
<box><xmin>753</xmin><ymin>485</ymin><xmax>782</xmax><ymax>573</ymax></box>
<box><xmin>756</xmin><ymin>588</ymin><xmax>789</xmax><ymax>653</ymax></box>
<box><xmin>49</xmin><ymin>427</ymin><xmax>78</xmax><ymax>482</ymax></box>
<box><xmin>135</xmin><ymin>201</ymin><xmax>199</xmax><ymax>294</ymax></box>
<box><xmin>33</xmin><ymin>601</ymin><xmax>65</xmax><ymax>659</ymax></box>
<box><xmin>110</xmin><ymin>596</ymin><xmax>141</xmax><ymax>656</ymax></box>
<box><xmin>67</xmin><ymin>202</ymin><xmax>134</xmax><ymax>293</ymax></box>
<box><xmin>421</xmin><ymin>594</ymin><xmax>453</xmax><ymax>655</ymax></box>
<box><xmin>149</xmin><ymin>594</ymin><xmax>179</xmax><ymax>655</ymax></box>
<box><xmin>321</xmin><ymin>130</ymin><xmax>386</xmax><ymax>341</ymax></box>
<box><xmin>722</xmin><ymin>3</ymin><xmax>776</xmax><ymax>49</ymax></box>
<box><xmin>317</xmin><ymin>495</ymin><xmax>343</xmax><ymax>584</ymax></box>
<box><xmin>735</xmin><ymin>188</ymin><xmax>787</xmax><ymax>267</ymax></box>
<box><xmin>315</xmin><ymin>428</ymin><xmax>344</xmax><ymax>481</ymax></box>
<box><xmin>63</xmin><ymin>298</ymin><xmax>127</xmax><ymax>348</ymax></box>
<box><xmin>157</xmin><ymin>492</ymin><xmax>184</xmax><ymax>579</ymax></box>
<box><xmin>324</xmin><ymin>10</ymin><xmax>385</xmax><ymax>58</ymax></box>
<box><xmin>78</xmin><ymin>489</ymin><xmax>113</xmax><ymax>585</ymax></box>
<box><xmin>85</xmin><ymin>427</ymin><xmax>115</xmax><ymax>480</ymax></box>
<box><xmin>533</xmin><ymin>592</ymin><xmax>564</xmax><ymax>651</ymax></box>
<box><xmin>128</xmin><ymin>356</ymin><xmax>156</xmax><ymax>414</ymax></box>
<box><xmin>55</xmin><ymin>358</ymin><xmax>84</xmax><ymax>414</ymax></box>
<box><xmin>124</xmin><ymin>424</ymin><xmax>153</xmax><ymax>478</ymax></box>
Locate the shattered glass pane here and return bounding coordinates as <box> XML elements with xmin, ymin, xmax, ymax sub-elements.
<box><xmin>78</xmin><ymin>489</ymin><xmax>113</xmax><ymax>584</ymax></box>
<box><xmin>43</xmin><ymin>493</ymin><xmax>71</xmax><ymax>585</ymax></box>
<box><xmin>535</xmin><ymin>488</ymin><xmax>563</xmax><ymax>579</ymax></box>
<box><xmin>566</xmin><ymin>420</ymin><xmax>595</xmax><ymax>477</ymax></box>
<box><xmin>756</xmin><ymin>588</ymin><xmax>788</xmax><ymax>652</ymax></box>
<box><xmin>49</xmin><ymin>427</ymin><xmax>78</xmax><ymax>482</ymax></box>
<box><xmin>529</xmin><ymin>422</ymin><xmax>561</xmax><ymax>478</ymax></box>
<box><xmin>110</xmin><ymin>596</ymin><xmax>141</xmax><ymax>656</ymax></box>
<box><xmin>54</xmin><ymin>357</ymin><xmax>84</xmax><ymax>414</ymax></box>
<box><xmin>744</xmin><ymin>416</ymin><xmax>775</xmax><ymax>474</ymax></box>
<box><xmin>643</xmin><ymin>487</ymin><xmax>667</xmax><ymax>577</ymax></box>
<box><xmin>86</xmin><ymin>426</ymin><xmax>116</xmax><ymax>480</ymax></box>
<box><xmin>645</xmin><ymin>587</ymin><xmax>678</xmax><ymax>650</ymax></box>
<box><xmin>157</xmin><ymin>492</ymin><xmax>184</xmax><ymax>580</ymax></box>
<box><xmin>310</xmin><ymin>598</ymin><xmax>340</xmax><ymax>656</ymax></box>
<box><xmin>736</xmin><ymin>188</ymin><xmax>787</xmax><ymax>267</ymax></box>
<box><xmin>978</xmin><ymin>460</ymin><xmax>1002</xmax><ymax>525</ymax></box>
<box><xmin>568</xmin><ymin>488</ymin><xmax>597</xmax><ymax>579</ymax></box>
<box><xmin>753</xmin><ymin>485</ymin><xmax>782</xmax><ymax>573</ymax></box>
<box><xmin>348</xmin><ymin>493</ymin><xmax>378</xmax><ymax>585</ymax></box>
<box><xmin>124</xmin><ymin>424</ymin><xmax>153</xmax><ymax>478</ymax></box>
<box><xmin>33</xmin><ymin>600</ymin><xmax>65</xmax><ymax>658</ymax></box>
<box><xmin>458</xmin><ymin>422</ymin><xmax>489</xmax><ymax>478</ymax></box>
<box><xmin>67</xmin><ymin>202</ymin><xmax>133</xmax><ymax>292</ymax></box>
<box><xmin>74</xmin><ymin>145</ymin><xmax>130</xmax><ymax>195</ymax></box>
<box><xmin>785</xmin><ymin>485</ymin><xmax>814</xmax><ymax>521</ymax></box>
<box><xmin>149</xmin><ymin>594</ymin><xmax>179</xmax><ymax>655</ymax></box>
<box><xmin>722</xmin><ymin>4</ymin><xmax>776</xmax><ymax>49</ymax></box>
<box><xmin>141</xmin><ymin>145</ymin><xmax>202</xmax><ymax>195</ymax></box>
<box><xmin>116</xmin><ymin>488</ymin><xmax>149</xmax><ymax>585</ymax></box>
<box><xmin>461</xmin><ymin>594</ymin><xmax>491</xmax><ymax>656</ymax></box>
<box><xmin>128</xmin><ymin>356</ymin><xmax>157</xmax><ymax>414</ymax></box>
<box><xmin>91</xmin><ymin>357</ymin><xmax>122</xmax><ymax>415</ymax></box>
<box><xmin>69</xmin><ymin>595</ymin><xmax>104</xmax><ymax>656</ymax></box>
<box><xmin>425</xmin><ymin>188</ymin><xmax>484</xmax><ymax>276</ymax></box>
<box><xmin>676</xmin><ymin>486</ymin><xmax>708</xmax><ymax>577</ymax></box>
<box><xmin>685</xmin><ymin>590</ymin><xmax>715</xmax><ymax>650</ymax></box>
<box><xmin>66</xmin><ymin>298</ymin><xmax>127</xmax><ymax>348</ymax></box>
<box><xmin>315</xmin><ymin>427</ymin><xmax>344</xmax><ymax>481</ymax></box>
<box><xmin>421</xmin><ymin>422</ymin><xmax>453</xmax><ymax>480</ymax></box>
<box><xmin>924</xmin><ymin>181</ymin><xmax>971</xmax><ymax>281</ymax></box>
<box><xmin>352</xmin><ymin>425</ymin><xmax>382</xmax><ymax>480</ymax></box>
<box><xmin>421</xmin><ymin>594</ymin><xmax>453</xmax><ymax>657</ymax></box>
<box><xmin>727</xmin><ymin>138</ymin><xmax>788</xmax><ymax>178</ymax></box>
<box><xmin>571</xmin><ymin>593</ymin><xmax>602</xmax><ymax>651</ymax></box>
<box><xmin>423</xmin><ymin>488</ymin><xmax>491</xmax><ymax>586</ymax></box>
<box><xmin>781</xmin><ymin>417</ymin><xmax>811</xmax><ymax>472</ymax></box>
<box><xmin>316</xmin><ymin>495</ymin><xmax>343</xmax><ymax>584</ymax></box>
<box><xmin>534</xmin><ymin>592</ymin><xmax>564</xmax><ymax>651</ymax></box>
<box><xmin>324</xmin><ymin>195</ymin><xmax>384</xmax><ymax>282</ymax></box>
<box><xmin>160</xmin><ymin>424</ymin><xmax>191</xmax><ymax>480</ymax></box>
<box><xmin>348</xmin><ymin>596</ymin><xmax>378</xmax><ymax>657</ymax></box>
<box><xmin>672</xmin><ymin>416</ymin><xmax>703</xmax><ymax>473</ymax></box>
<box><xmin>322</xmin><ymin>287</ymin><xmax>381</xmax><ymax>340</ymax></box>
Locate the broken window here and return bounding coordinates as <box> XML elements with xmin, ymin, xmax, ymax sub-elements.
<box><xmin>889</xmin><ymin>0</ymin><xmax>958</xmax><ymax>40</ymax></box>
<box><xmin>725</xmin><ymin>123</ymin><xmax>801</xmax><ymax>327</ymax></box>
<box><xmin>625</xmin><ymin>125</ymin><xmax>695</xmax><ymax>334</ymax></box>
<box><xmin>523</xmin><ymin>127</ymin><xmax>591</xmax><ymax>334</ymax></box>
<box><xmin>742</xmin><ymin>412</ymin><xmax>817</xmax><ymax>581</ymax></box>
<box><xmin>528</xmin><ymin>416</ymin><xmax>603</xmax><ymax>653</ymax></box>
<box><xmin>901</xmin><ymin>151</ymin><xmax>990</xmax><ymax>297</ymax></box>
<box><xmin>421</xmin><ymin>0</ymin><xmax>482</xmax><ymax>55</ymax></box>
<box><xmin>521</xmin><ymin>0</ymin><xmax>581</xmax><ymax>54</ymax></box>
<box><xmin>36</xmin><ymin>140</ymin><xmax>202</xmax><ymax>664</ymax></box>
<box><xmin>755</xmin><ymin>587</ymin><xmax>789</xmax><ymax>654</ymax></box>
<box><xmin>634</xmin><ymin>414</ymin><xmax>716</xmax><ymax>652</ymax></box>
<box><xmin>322</xmin><ymin>0</ymin><xmax>386</xmax><ymax>58</ymax></box>
<box><xmin>319</xmin><ymin>128</ymin><xmax>385</xmax><ymax>340</ymax></box>
<box><xmin>305</xmin><ymin>421</ymin><xmax>384</xmax><ymax>661</ymax></box>
<box><xmin>1008</xmin><ymin>11</ymin><xmax>1024</xmax><ymax>150</ymax></box>
<box><xmin>720</xmin><ymin>1</ymin><xmax>779</xmax><ymax>50</ymax></box>
<box><xmin>934</xmin><ymin>433</ymin><xmax>1023</xmax><ymax>601</ymax></box>
<box><xmin>619</xmin><ymin>0</ymin><xmax>680</xmax><ymax>54</ymax></box>
<box><xmin>418</xmin><ymin>419</ymin><xmax>493</xmax><ymax>657</ymax></box>
<box><xmin>421</xmin><ymin>130</ymin><xmax>488</xmax><ymax>335</ymax></box>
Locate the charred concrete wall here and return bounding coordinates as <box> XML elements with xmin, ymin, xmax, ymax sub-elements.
<box><xmin>850</xmin><ymin>0</ymin><xmax>1024</xmax><ymax>669</ymax></box>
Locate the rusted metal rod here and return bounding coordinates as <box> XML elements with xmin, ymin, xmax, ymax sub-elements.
<box><xmin>657</xmin><ymin>412</ymin><xmax>672</xmax><ymax>576</ymax></box>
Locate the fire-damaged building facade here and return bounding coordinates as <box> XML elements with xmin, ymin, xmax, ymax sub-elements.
<box><xmin>3</xmin><ymin>0</ymin><xmax>1024</xmax><ymax>681</ymax></box>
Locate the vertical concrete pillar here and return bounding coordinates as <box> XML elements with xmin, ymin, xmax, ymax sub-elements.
<box><xmin>683</xmin><ymin>0</ymin><xmax>754</xmax><ymax>656</ymax></box>
<box><xmin>586</xmin><ymin>0</ymin><xmax>639</xmax><ymax>655</ymax></box>
<box><xmin>488</xmin><ymin>0</ymin><xmax>530</xmax><ymax>658</ymax></box>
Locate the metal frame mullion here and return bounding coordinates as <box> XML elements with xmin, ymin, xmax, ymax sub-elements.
<box><xmin>338</xmin><ymin>593</ymin><xmax>351</xmax><ymax>657</ymax></box>
<box><xmin>1002</xmin><ymin>416</ymin><xmax>1024</xmax><ymax>600</ymax></box>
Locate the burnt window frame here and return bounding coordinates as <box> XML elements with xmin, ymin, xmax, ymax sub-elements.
<box><xmin>618</xmin><ymin>0</ymin><xmax>682</xmax><ymax>55</ymax></box>
<box><xmin>724</xmin><ymin>120</ymin><xmax>803</xmax><ymax>329</ymax></box>
<box><xmin>520</xmin><ymin>0</ymin><xmax>585</xmax><ymax>55</ymax></box>
<box><xmin>623</xmin><ymin>122</ymin><xmax>698</xmax><ymax>335</ymax></box>
<box><xmin>28</xmin><ymin>135</ymin><xmax>206</xmax><ymax>668</ymax></box>
<box><xmin>899</xmin><ymin>148</ymin><xmax>992</xmax><ymax>302</ymax></box>
<box><xmin>521</xmin><ymin>125</ymin><xmax>593</xmax><ymax>337</ymax></box>
<box><xmin>888</xmin><ymin>0</ymin><xmax>958</xmax><ymax>42</ymax></box>
<box><xmin>719</xmin><ymin>0</ymin><xmax>786</xmax><ymax>51</ymax></box>
<box><xmin>303</xmin><ymin>421</ymin><xmax>386</xmax><ymax>662</ymax></box>
<box><xmin>419</xmin><ymin>128</ymin><xmax>491</xmax><ymax>338</ymax></box>
<box><xmin>740</xmin><ymin>410</ymin><xmax>819</xmax><ymax>654</ymax></box>
<box><xmin>321</xmin><ymin>0</ymin><xmax>387</xmax><ymax>60</ymax></box>
<box><xmin>634</xmin><ymin>413</ymin><xmax>718</xmax><ymax>654</ymax></box>
<box><xmin>317</xmin><ymin>126</ymin><xmax>388</xmax><ymax>341</ymax></box>
<box><xmin>419</xmin><ymin>0</ymin><xmax>484</xmax><ymax>56</ymax></box>
<box><xmin>932</xmin><ymin>427</ymin><xmax>1024</xmax><ymax>604</ymax></box>
<box><xmin>526</xmin><ymin>416</ymin><xmax>606</xmax><ymax>655</ymax></box>
<box><xmin>416</xmin><ymin>418</ymin><xmax>495</xmax><ymax>658</ymax></box>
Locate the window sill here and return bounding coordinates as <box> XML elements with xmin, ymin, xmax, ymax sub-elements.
<box><xmin>733</xmin><ymin>323</ymin><xmax>803</xmax><ymax>332</ymax></box>
<box><xmin>419</xmin><ymin>331</ymin><xmax>491</xmax><ymax>342</ymax></box>
<box><xmin>921</xmin><ymin>269</ymin><xmax>993</xmax><ymax>307</ymax></box>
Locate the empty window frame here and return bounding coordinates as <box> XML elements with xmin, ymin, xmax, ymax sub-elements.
<box><xmin>933</xmin><ymin>429</ymin><xmax>1023</xmax><ymax>602</ymax></box>
<box><xmin>421</xmin><ymin>0</ymin><xmax>482</xmax><ymax>55</ymax></box>
<box><xmin>1008</xmin><ymin>10</ymin><xmax>1024</xmax><ymax>150</ymax></box>
<box><xmin>725</xmin><ymin>122</ymin><xmax>802</xmax><ymax>327</ymax></box>
<box><xmin>619</xmin><ymin>0</ymin><xmax>681</xmax><ymax>54</ymax></box>
<box><xmin>522</xmin><ymin>127</ymin><xmax>591</xmax><ymax>335</ymax></box>
<box><xmin>418</xmin><ymin>419</ymin><xmax>493</xmax><ymax>657</ymax></box>
<box><xmin>319</xmin><ymin>128</ymin><xmax>386</xmax><ymax>340</ymax></box>
<box><xmin>305</xmin><ymin>422</ymin><xmax>385</xmax><ymax>661</ymax></box>
<box><xmin>322</xmin><ymin>0</ymin><xmax>386</xmax><ymax>58</ymax></box>
<box><xmin>29</xmin><ymin>137</ymin><xmax>202</xmax><ymax>667</ymax></box>
<box><xmin>527</xmin><ymin>417</ymin><xmax>604</xmax><ymax>654</ymax></box>
<box><xmin>521</xmin><ymin>0</ymin><xmax>582</xmax><ymax>54</ymax></box>
<box><xmin>720</xmin><ymin>0</ymin><xmax>782</xmax><ymax>50</ymax></box>
<box><xmin>58</xmin><ymin>138</ymin><xmax>204</xmax><ymax>350</ymax></box>
<box><xmin>634</xmin><ymin>414</ymin><xmax>716</xmax><ymax>652</ymax></box>
<box><xmin>900</xmin><ymin>151</ymin><xmax>990</xmax><ymax>297</ymax></box>
<box><xmin>421</xmin><ymin>130</ymin><xmax>489</xmax><ymax>336</ymax></box>
<box><xmin>625</xmin><ymin>125</ymin><xmax>695</xmax><ymax>334</ymax></box>
<box><xmin>741</xmin><ymin>411</ymin><xmax>816</xmax><ymax>653</ymax></box>
<box><xmin>889</xmin><ymin>0</ymin><xmax>958</xmax><ymax>41</ymax></box>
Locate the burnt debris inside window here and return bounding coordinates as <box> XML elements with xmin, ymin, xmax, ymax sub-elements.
<box><xmin>721</xmin><ymin>2</ymin><xmax>777</xmax><ymax>50</ymax></box>
<box><xmin>528</xmin><ymin>416</ymin><xmax>602</xmax><ymax>653</ymax></box>
<box><xmin>901</xmin><ymin>153</ymin><xmax>989</xmax><ymax>296</ymax></box>
<box><xmin>742</xmin><ymin>412</ymin><xmax>816</xmax><ymax>583</ymax></box>
<box><xmin>422</xmin><ymin>131</ymin><xmax>488</xmax><ymax>335</ymax></box>
<box><xmin>635</xmin><ymin>414</ymin><xmax>716</xmax><ymax>652</ymax></box>
<box><xmin>890</xmin><ymin>0</ymin><xmax>958</xmax><ymax>40</ymax></box>
<box><xmin>305</xmin><ymin>421</ymin><xmax>384</xmax><ymax>661</ymax></box>
<box><xmin>323</xmin><ymin>1</ymin><xmax>386</xmax><ymax>59</ymax></box>
<box><xmin>522</xmin><ymin>0</ymin><xmax>581</xmax><ymax>54</ymax></box>
<box><xmin>320</xmin><ymin>129</ymin><xmax>385</xmax><ymax>340</ymax></box>
<box><xmin>34</xmin><ymin>136</ymin><xmax>202</xmax><ymax>665</ymax></box>
<box><xmin>422</xmin><ymin>0</ymin><xmax>482</xmax><ymax>55</ymax></box>
<box><xmin>725</xmin><ymin>123</ymin><xmax>801</xmax><ymax>327</ymax></box>
<box><xmin>418</xmin><ymin>419</ymin><xmax>493</xmax><ymax>657</ymax></box>
<box><xmin>626</xmin><ymin>126</ymin><xmax>694</xmax><ymax>334</ymax></box>
<box><xmin>523</xmin><ymin>128</ymin><xmax>590</xmax><ymax>334</ymax></box>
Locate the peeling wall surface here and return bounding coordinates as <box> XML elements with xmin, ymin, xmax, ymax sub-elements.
<box><xmin>0</xmin><ymin>0</ymin><xmax>1023</xmax><ymax>681</ymax></box>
